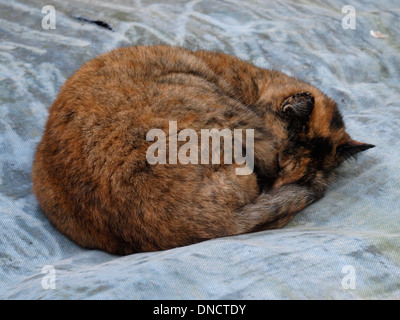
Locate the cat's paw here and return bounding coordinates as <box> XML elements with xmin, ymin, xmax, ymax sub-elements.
<box><xmin>273</xmin><ymin>173</ymin><xmax>326</xmax><ymax>201</ymax></box>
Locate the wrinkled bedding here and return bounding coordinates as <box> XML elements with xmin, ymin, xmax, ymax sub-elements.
<box><xmin>1</xmin><ymin>0</ymin><xmax>399</xmax><ymax>299</ymax></box>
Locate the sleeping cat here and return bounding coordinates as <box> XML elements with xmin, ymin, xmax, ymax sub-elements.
<box><xmin>32</xmin><ymin>45</ymin><xmax>374</xmax><ymax>254</ymax></box>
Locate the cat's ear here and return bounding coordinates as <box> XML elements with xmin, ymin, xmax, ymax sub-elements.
<box><xmin>337</xmin><ymin>140</ymin><xmax>375</xmax><ymax>160</ymax></box>
<box><xmin>280</xmin><ymin>91</ymin><xmax>314</xmax><ymax>123</ymax></box>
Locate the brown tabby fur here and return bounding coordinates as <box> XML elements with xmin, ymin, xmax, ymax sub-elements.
<box><xmin>32</xmin><ymin>45</ymin><xmax>374</xmax><ymax>254</ymax></box>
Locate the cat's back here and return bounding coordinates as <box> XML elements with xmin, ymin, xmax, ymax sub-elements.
<box><xmin>60</xmin><ymin>45</ymin><xmax>229</xmax><ymax>98</ymax></box>
<box><xmin>48</xmin><ymin>45</ymin><xmax>238</xmax><ymax>127</ymax></box>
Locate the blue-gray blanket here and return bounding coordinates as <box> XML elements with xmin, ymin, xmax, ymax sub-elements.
<box><xmin>1</xmin><ymin>0</ymin><xmax>399</xmax><ymax>299</ymax></box>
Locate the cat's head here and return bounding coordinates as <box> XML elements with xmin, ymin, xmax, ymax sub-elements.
<box><xmin>273</xmin><ymin>90</ymin><xmax>374</xmax><ymax>191</ymax></box>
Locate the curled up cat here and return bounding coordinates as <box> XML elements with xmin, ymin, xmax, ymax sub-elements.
<box><xmin>32</xmin><ymin>45</ymin><xmax>374</xmax><ymax>254</ymax></box>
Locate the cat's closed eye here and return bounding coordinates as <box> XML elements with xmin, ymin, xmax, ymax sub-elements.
<box><xmin>276</xmin><ymin>153</ymin><xmax>282</xmax><ymax>172</ymax></box>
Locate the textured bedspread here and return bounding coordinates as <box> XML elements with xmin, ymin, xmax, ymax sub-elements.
<box><xmin>1</xmin><ymin>0</ymin><xmax>399</xmax><ymax>299</ymax></box>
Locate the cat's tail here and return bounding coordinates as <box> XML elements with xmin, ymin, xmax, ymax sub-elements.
<box><xmin>233</xmin><ymin>184</ymin><xmax>322</xmax><ymax>233</ymax></box>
